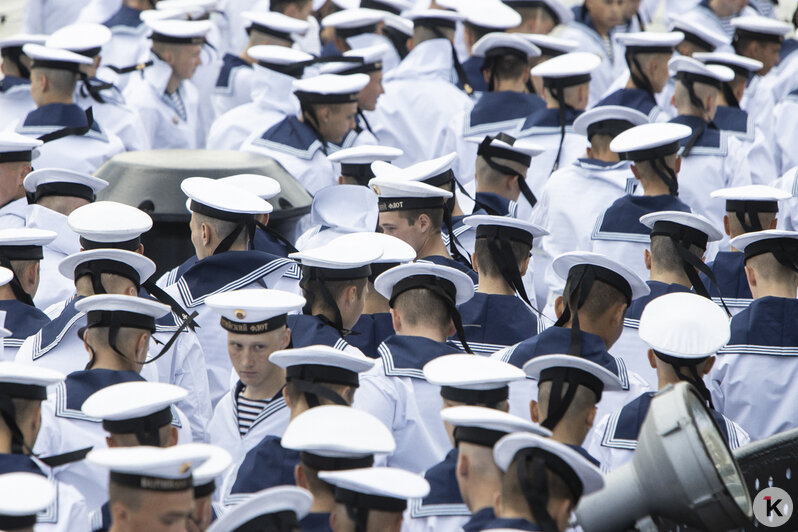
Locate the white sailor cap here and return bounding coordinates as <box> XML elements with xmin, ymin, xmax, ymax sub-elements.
<box><xmin>243</xmin><ymin>10</ymin><xmax>310</xmax><ymax>40</ymax></box>
<box><xmin>329</xmin><ymin>145</ymin><xmax>403</xmax><ymax>185</ymax></box>
<box><xmin>331</xmin><ymin>232</ymin><xmax>416</xmax><ymax>265</ymax></box>
<box><xmin>0</xmin><ymin>472</ymin><xmax>56</xmax><ymax>529</ymax></box>
<box><xmin>405</xmin><ymin>8</ymin><xmax>464</xmax><ymax>29</ymax></box>
<box><xmin>205</xmin><ymin>288</ymin><xmax>305</xmax><ymax>334</ymax></box>
<box><xmin>321</xmin><ymin>8</ymin><xmax>385</xmax><ymax>31</ymax></box>
<box><xmin>206</xmin><ymin>486</ymin><xmax>313</xmax><ymax>532</ymax></box>
<box><xmin>248</xmin><ymin>45</ymin><xmax>314</xmax><ymax>79</ymax></box>
<box><xmin>375</xmin><ymin>262</ymin><xmax>474</xmax><ymax>305</ymax></box>
<box><xmin>45</xmin><ymin>23</ymin><xmax>112</xmax><ymax>56</ymax></box>
<box><xmin>219</xmin><ymin>173</ymin><xmax>281</xmax><ymax>200</ymax></box>
<box><xmin>573</xmin><ymin>105</ymin><xmax>649</xmax><ymax>139</ymax></box>
<box><xmin>0</xmin><ymin>33</ymin><xmax>47</xmax><ymax>51</ymax></box>
<box><xmin>357</xmin><ymin>0</ymin><xmax>412</xmax><ymax>15</ymax></box>
<box><xmin>320</xmin><ymin>43</ymin><xmax>390</xmax><ymax>75</ymax></box>
<box><xmin>668</xmin><ymin>55</ymin><xmax>734</xmax><ymax>83</ymax></box>
<box><xmin>0</xmin><ymin>228</ymin><xmax>56</xmax><ymax>256</ymax></box>
<box><xmin>178</xmin><ymin>443</ymin><xmax>232</xmax><ymax>496</ymax></box>
<box><xmin>68</xmin><ymin>201</ymin><xmax>153</xmax><ymax>249</ymax></box>
<box><xmin>182</xmin><ymin>176</ymin><xmax>272</xmax><ymax>219</ymax></box>
<box><xmin>464</xmin><ymin>214</ymin><xmax>548</xmax><ymax>245</ymax></box>
<box><xmin>0</xmin><ymin>268</ymin><xmax>13</xmax><ymax>288</ymax></box>
<box><xmin>711</xmin><ymin>184</ymin><xmax>790</xmax><ymax>224</ymax></box>
<box><xmin>87</xmin><ymin>445</ymin><xmax>212</xmax><ymax>491</ymax></box>
<box><xmin>640</xmin><ymin>210</ymin><xmax>723</xmax><ymax>243</ymax></box>
<box><xmin>383</xmin><ymin>13</ymin><xmax>414</xmax><ymax>36</ymax></box>
<box><xmin>22</xmin><ymin>43</ymin><xmax>94</xmax><ymax>70</ymax></box>
<box><xmin>316</xmin><ymin>185</ymin><xmax>378</xmax><ymax>231</ymax></box>
<box><xmin>0</xmin><ymin>132</ymin><xmax>42</xmax><ymax>164</ymax></box>
<box><xmin>504</xmin><ymin>0</ymin><xmax>574</xmax><ymax>25</ymax></box>
<box><xmin>0</xmin><ymin>361</ymin><xmax>64</xmax><ymax>398</ymax></box>
<box><xmin>553</xmin><ymin>251</ymin><xmax>650</xmax><ymax>301</ymax></box>
<box><xmin>615</xmin><ymin>31</ymin><xmax>684</xmax><ymax>52</ymax></box>
<box><xmin>530</xmin><ymin>52</ymin><xmax>601</xmax><ymax>87</ymax></box>
<box><xmin>669</xmin><ymin>13</ymin><xmax>730</xmax><ymax>51</ymax></box>
<box><xmin>442</xmin><ymin>406</ymin><xmax>550</xmax><ymax>448</ymax></box>
<box><xmin>269</xmin><ymin>345</ymin><xmax>376</xmax><ymax>383</ymax></box>
<box><xmin>23</xmin><ymin>168</ymin><xmax>108</xmax><ymax>203</ymax></box>
<box><xmin>145</xmin><ymin>19</ymin><xmax>211</xmax><ymax>45</ymax></box>
<box><xmin>465</xmin><ymin>135</ymin><xmax>545</xmax><ymax>172</ymax></box>
<box><xmin>473</xmin><ymin>33</ymin><xmax>541</xmax><ymax>59</ymax></box>
<box><xmin>81</xmin><ymin>381</ymin><xmax>187</xmax><ymax>432</ymax></box>
<box><xmin>524</xmin><ymin>353</ymin><xmax>623</xmax><ymax>392</ymax></box>
<box><xmin>693</xmin><ymin>51</ymin><xmax>763</xmax><ymax>75</ymax></box>
<box><xmin>369</xmin><ymin>176</ymin><xmax>453</xmax><ymax>214</ymax></box>
<box><xmin>59</xmin><ymin>248</ymin><xmax>156</xmax><ymax>286</ymax></box>
<box><xmin>523</xmin><ymin>33</ymin><xmax>578</xmax><ymax>57</ymax></box>
<box><xmin>282</xmin><ymin>405</ymin><xmax>396</xmax><ymax>464</ymax></box>
<box><xmin>457</xmin><ymin>0</ymin><xmax>522</xmax><ymax>30</ymax></box>
<box><xmin>493</xmin><ymin>432</ymin><xmax>604</xmax><ymax>496</ymax></box>
<box><xmin>290</xmin><ymin>230</ymin><xmax>383</xmax><ymax>273</ymax></box>
<box><xmin>75</xmin><ymin>294</ymin><xmax>171</xmax><ymax>326</ymax></box>
<box><xmin>319</xmin><ymin>467</ymin><xmax>430</xmax><ymax>510</ymax></box>
<box><xmin>609</xmin><ymin>122</ymin><xmax>692</xmax><ymax>160</ymax></box>
<box><xmin>730</xmin><ymin>230</ymin><xmax>798</xmax><ymax>265</ymax></box>
<box><xmin>424</xmin><ymin>353</ymin><xmax>525</xmax><ymax>406</ymax></box>
<box><xmin>155</xmin><ymin>0</ymin><xmax>216</xmax><ymax>15</ymax></box>
<box><xmin>374</xmin><ymin>153</ymin><xmax>458</xmax><ymax>191</ymax></box>
<box><xmin>731</xmin><ymin>15</ymin><xmax>791</xmax><ymax>42</ymax></box>
<box><xmin>639</xmin><ymin>292</ymin><xmax>730</xmax><ymax>359</ymax></box>
<box><xmin>293</xmin><ymin>73</ymin><xmax>370</xmax><ymax>104</ymax></box>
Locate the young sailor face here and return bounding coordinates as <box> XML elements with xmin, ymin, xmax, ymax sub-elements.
<box><xmin>318</xmin><ymin>101</ymin><xmax>359</xmax><ymax>144</ymax></box>
<box><xmin>359</xmin><ymin>70</ymin><xmax>385</xmax><ymax>112</ymax></box>
<box><xmin>379</xmin><ymin>211</ymin><xmax>425</xmax><ymax>255</ymax></box>
<box><xmin>227</xmin><ymin>327</ymin><xmax>291</xmax><ymax>389</ymax></box>
<box><xmin>170</xmin><ymin>43</ymin><xmax>203</xmax><ymax>82</ymax></box>
<box><xmin>116</xmin><ymin>488</ymin><xmax>195</xmax><ymax>532</ymax></box>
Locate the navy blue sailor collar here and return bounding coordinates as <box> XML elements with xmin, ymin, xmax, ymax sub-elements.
<box><xmin>596</xmin><ymin>88</ymin><xmax>658</xmax><ymax>115</ymax></box>
<box><xmin>228</xmin><ymin>435</ymin><xmax>299</xmax><ymax>499</ymax></box>
<box><xmin>31</xmin><ymin>296</ymin><xmax>86</xmax><ymax>361</ymax></box>
<box><xmin>624</xmin><ymin>281</ymin><xmax>692</xmax><ymax>328</ymax></box>
<box><xmin>103</xmin><ymin>4</ymin><xmax>143</xmax><ymax>29</ymax></box>
<box><xmin>0</xmin><ymin>453</ymin><xmax>46</xmax><ymax>476</ymax></box>
<box><xmin>378</xmin><ymin>335</ymin><xmax>462</xmax><ymax>379</ymax></box>
<box><xmin>57</xmin><ymin>369</ymin><xmax>144</xmax><ymax>419</ymax></box>
<box><xmin>0</xmin><ymin>299</ymin><xmax>50</xmax><ymax>347</ymax></box>
<box><xmin>726</xmin><ymin>296</ymin><xmax>798</xmax><ymax>349</ymax></box>
<box><xmin>595</xmin><ymin>194</ymin><xmax>691</xmax><ymax>238</ymax></box>
<box><xmin>702</xmin><ymin>251</ymin><xmax>751</xmax><ymax>303</ymax></box>
<box><xmin>0</xmin><ymin>75</ymin><xmax>29</xmax><ymax>93</ymax></box>
<box><xmin>21</xmin><ymin>103</ymin><xmax>102</xmax><ymax>135</ymax></box>
<box><xmin>410</xmin><ymin>449</ymin><xmax>469</xmax><ymax>518</ymax></box>
<box><xmin>463</xmin><ymin>507</ymin><xmax>497</xmax><ymax>532</ymax></box>
<box><xmin>670</xmin><ymin>114</ymin><xmax>722</xmax><ymax>151</ymax></box>
<box><xmin>519</xmin><ymin>107</ymin><xmax>583</xmax><ymax>135</ymax></box>
<box><xmin>712</xmin><ymin>105</ymin><xmax>752</xmax><ymax>137</ymax></box>
<box><xmin>474</xmin><ymin>192</ymin><xmax>512</xmax><ymax>217</ymax></box>
<box><xmin>287</xmin><ymin>313</ymin><xmax>354</xmax><ymax>347</ymax></box>
<box><xmin>467</xmin><ymin>91</ymin><xmax>545</xmax><ymax>133</ymax></box>
<box><xmin>216</xmin><ymin>53</ymin><xmax>253</xmax><ymax>90</ymax></box>
<box><xmin>252</xmin><ymin>115</ymin><xmax>327</xmax><ymax>161</ymax></box>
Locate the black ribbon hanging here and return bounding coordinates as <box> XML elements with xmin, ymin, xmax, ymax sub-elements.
<box><xmin>538</xmin><ymin>367</ymin><xmax>605</xmax><ymax>431</ymax></box>
<box><xmin>726</xmin><ymin>199</ymin><xmax>778</xmax><ymax>233</ymax></box>
<box><xmin>416</xmin><ymin>21</ymin><xmax>473</xmax><ymax>95</ymax></box>
<box><xmin>654</xmin><ymin>350</ymin><xmax>715</xmax><ymax>408</ymax></box>
<box><xmin>105</xmin><ymin>60</ymin><xmax>153</xmax><ymax>75</ymax></box>
<box><xmin>626</xmin><ymin>51</ymin><xmax>657</xmax><ymax>99</ymax></box>
<box><xmin>517</xmin><ymin>452</ymin><xmax>565</xmax><ymax>532</ymax></box>
<box><xmin>37</xmin><ymin>107</ymin><xmax>94</xmax><ymax>144</ymax></box>
<box><xmin>476</xmin><ymin>134</ymin><xmax>537</xmax><ymax>209</ymax></box>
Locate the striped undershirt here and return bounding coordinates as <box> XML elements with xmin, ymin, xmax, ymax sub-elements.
<box><xmin>236</xmin><ymin>389</ymin><xmax>272</xmax><ymax>437</ymax></box>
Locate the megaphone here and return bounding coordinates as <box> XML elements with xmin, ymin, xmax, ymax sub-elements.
<box><xmin>575</xmin><ymin>382</ymin><xmax>752</xmax><ymax>531</ymax></box>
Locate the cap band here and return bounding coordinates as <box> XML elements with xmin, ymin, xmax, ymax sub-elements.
<box><xmin>680</xmin><ymin>30</ymin><xmax>714</xmax><ymax>51</ymax></box>
<box><xmin>189</xmin><ymin>200</ymin><xmax>255</xmax><ymax>224</ymax></box>
<box><xmin>676</xmin><ymin>70</ymin><xmax>722</xmax><ymax>90</ymax></box>
<box><xmin>32</xmin><ymin>182</ymin><xmax>95</xmax><ymax>203</ymax></box>
<box><xmin>585</xmin><ymin>119</ymin><xmax>636</xmax><ymax>141</ymax></box>
<box><xmin>0</xmin><ymin>382</ymin><xmax>48</xmax><ymax>400</ymax></box>
<box><xmin>304</xmin><ymin>264</ymin><xmax>372</xmax><ymax>281</ymax></box>
<box><xmin>453</xmin><ymin>426</ymin><xmax>508</xmax><ymax>448</ymax></box>
<box><xmin>340</xmin><ymin>163</ymin><xmax>375</xmax><ymax>185</ymax></box>
<box><xmin>110</xmin><ymin>472</ymin><xmax>193</xmax><ymax>492</ymax></box>
<box><xmin>233</xmin><ymin>510</ymin><xmax>298</xmax><ymax>532</ymax></box>
<box><xmin>335</xmin><ymin>24</ymin><xmax>379</xmax><ymax>40</ymax></box>
<box><xmin>649</xmin><ymin>220</ymin><xmax>709</xmax><ymax>251</ymax></box>
<box><xmin>475</xmin><ymin>225</ymin><xmax>534</xmax><ymax>246</ymax></box>
<box><xmin>440</xmin><ymin>385</ymin><xmax>509</xmax><ymax>405</ymax></box>
<box><xmin>542</xmin><ymin>73</ymin><xmax>591</xmax><ymax>89</ymax></box>
<box><xmin>421</xmin><ymin>169</ymin><xmax>455</xmax><ymax>188</ymax></box>
<box><xmin>413</xmin><ymin>18</ymin><xmax>457</xmax><ymax>31</ymax></box>
<box><xmin>334</xmin><ymin>487</ymin><xmax>408</xmax><ymax>512</ymax></box>
<box><xmin>361</xmin><ymin>0</ymin><xmax>402</xmax><ymax>14</ymax></box>
<box><xmin>389</xmin><ymin>274</ymin><xmax>456</xmax><ymax>307</ymax></box>
<box><xmin>295</xmin><ymin>91</ymin><xmax>360</xmax><ymax>105</ymax></box>
<box><xmin>0</xmin><ymin>514</ymin><xmax>37</xmax><ymax>530</ymax></box>
<box><xmin>193</xmin><ymin>480</ymin><xmax>215</xmax><ymax>499</ymax></box>
<box><xmin>300</xmin><ymin>451</ymin><xmax>374</xmax><ymax>471</ymax></box>
<box><xmin>248</xmin><ymin>23</ymin><xmax>293</xmax><ymax>42</ymax></box>
<box><xmin>220</xmin><ymin>313</ymin><xmax>287</xmax><ymax>334</ymax></box>
<box><xmin>101</xmin><ymin>406</ymin><xmax>173</xmax><ymax>434</ymax></box>
<box><xmin>0</xmin><ymin>150</ymin><xmax>33</xmax><ymax>163</ymax></box>
<box><xmin>734</xmin><ymin>28</ymin><xmax>783</xmax><ymax>44</ymax></box>
<box><xmin>79</xmin><ymin>236</ymin><xmax>142</xmax><ymax>252</ymax></box>
<box><xmin>377</xmin><ymin>196</ymin><xmax>445</xmax><ymax>212</ymax></box>
<box><xmin>743</xmin><ymin>237</ymin><xmax>798</xmax><ymax>273</ymax></box>
<box><xmin>625</xmin><ymin>44</ymin><xmax>675</xmax><ymax>54</ymax></box>
<box><xmin>256</xmin><ymin>59</ymin><xmax>306</xmax><ymax>78</ymax></box>
<box><xmin>30</xmin><ymin>59</ymin><xmax>82</xmax><ymax>72</ymax></box>
<box><xmin>85</xmin><ymin>310</ymin><xmax>156</xmax><ymax>332</ymax></box>
<box><xmin>150</xmin><ymin>33</ymin><xmax>206</xmax><ymax>45</ymax></box>
<box><xmin>286</xmin><ymin>364</ymin><xmax>360</xmax><ymax>387</ymax></box>
<box><xmin>334</xmin><ymin>60</ymin><xmax>383</xmax><ymax>75</ymax></box>
<box><xmin>75</xmin><ymin>259</ymin><xmax>143</xmax><ymax>287</ymax></box>
<box><xmin>619</xmin><ymin>140</ymin><xmax>681</xmax><ymax>161</ymax></box>
<box><xmin>725</xmin><ymin>200</ymin><xmax>779</xmax><ymax>233</ymax></box>
<box><xmin>703</xmin><ymin>60</ymin><xmax>749</xmax><ymax>77</ymax></box>
<box><xmin>0</xmin><ymin>245</ymin><xmax>43</xmax><ymax>261</ymax></box>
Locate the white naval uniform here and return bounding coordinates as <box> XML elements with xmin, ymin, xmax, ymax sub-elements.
<box><xmin>212</xmin><ymin>54</ymin><xmax>254</xmax><ymax>117</ymax></box>
<box><xmin>740</xmin><ymin>73</ymin><xmax>778</xmax><ymax>155</ymax></box>
<box><xmin>772</xmin><ymin>90</ymin><xmax>798</xmax><ymax>175</ymax></box>
<box><xmin>77</xmin><ymin>0</ymin><xmax>121</xmax><ymax>23</ymax></box>
<box><xmin>294</xmin><ymin>16</ymin><xmax>321</xmax><ymax>57</ymax></box>
<box><xmin>207</xmin><ymin>64</ymin><xmax>300</xmax><ymax>151</ymax></box>
<box><xmin>124</xmin><ymin>54</ymin><xmax>206</xmax><ymax>149</ymax></box>
<box><xmin>34</xmin><ymin>370</ymin><xmax>192</xmax><ymax>512</ymax></box>
<box><xmin>15</xmin><ymin>103</ymin><xmax>125</xmax><ymax>176</ymax></box>
<box><xmin>99</xmin><ymin>6</ymin><xmax>150</xmax><ymax>90</ymax></box>
<box><xmin>774</xmin><ymin>166</ymin><xmax>798</xmax><ymax>231</ymax></box>
<box><xmin>74</xmin><ymin>81</ymin><xmax>150</xmax><ymax>151</ymax></box>
<box><xmin>712</xmin><ymin>106</ymin><xmax>776</xmax><ymax>186</ymax></box>
<box><xmin>21</xmin><ymin>0</ymin><xmax>90</xmax><ymax>35</ymax></box>
<box><xmin>0</xmin><ymin>77</ymin><xmax>37</xmax><ymax>134</ymax></box>
<box><xmin>683</xmin><ymin>3</ymin><xmax>758</xmax><ymax>40</ymax></box>
<box><xmin>369</xmin><ymin>38</ymin><xmax>474</xmax><ymax>168</ymax></box>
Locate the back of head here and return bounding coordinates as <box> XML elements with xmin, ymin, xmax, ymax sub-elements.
<box><xmin>650</xmin><ymin>234</ymin><xmax>704</xmax><ymax>274</ymax></box>
<box><xmin>500</xmin><ymin>454</ymin><xmax>575</xmax><ymax>517</ymax></box>
<box><xmin>562</xmin><ymin>277</ymin><xmax>626</xmax><ymax>322</ymax></box>
<box><xmin>473</xmin><ymin>237</ymin><xmax>530</xmax><ymax>279</ymax></box>
<box><xmin>393</xmin><ymin>287</ymin><xmax>452</xmax><ymax>335</ymax></box>
<box><xmin>413</xmin><ymin>25</ymin><xmax>455</xmax><ymax>45</ymax></box>
<box><xmin>536</xmin><ymin>381</ymin><xmax>598</xmax><ymax>427</ymax></box>
<box><xmin>33</xmin><ymin>67</ymin><xmax>78</xmax><ymax>99</ymax></box>
<box><xmin>746</xmin><ymin>252</ymin><xmax>798</xmax><ymax>286</ymax></box>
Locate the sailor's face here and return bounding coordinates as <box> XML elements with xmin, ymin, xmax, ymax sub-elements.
<box><xmin>358</xmin><ymin>70</ymin><xmax>384</xmax><ymax>112</ymax></box>
<box><xmin>513</xmin><ymin>6</ymin><xmax>557</xmax><ymax>35</ymax></box>
<box><xmin>586</xmin><ymin>0</ymin><xmax>625</xmax><ymax>30</ymax></box>
<box><xmin>322</xmin><ymin>102</ymin><xmax>358</xmax><ymax>144</ymax></box>
<box><xmin>171</xmin><ymin>44</ymin><xmax>203</xmax><ymax>81</ymax></box>
<box><xmin>379</xmin><ymin>211</ymin><xmax>424</xmax><ymax>254</ymax></box>
<box><xmin>227</xmin><ymin>327</ymin><xmax>289</xmax><ymax>389</ymax></box>
<box><xmin>122</xmin><ymin>489</ymin><xmax>194</xmax><ymax>532</ymax></box>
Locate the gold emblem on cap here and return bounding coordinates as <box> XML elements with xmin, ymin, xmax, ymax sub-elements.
<box><xmin>372</xmin><ymin>185</ymin><xmax>381</xmax><ymax>195</ymax></box>
<box><xmin>235</xmin><ymin>309</ymin><xmax>247</xmax><ymax>320</ymax></box>
<box><xmin>179</xmin><ymin>462</ymin><xmax>191</xmax><ymax>474</ymax></box>
<box><xmin>172</xmin><ymin>116</ymin><xmax>179</xmax><ymax>125</ymax></box>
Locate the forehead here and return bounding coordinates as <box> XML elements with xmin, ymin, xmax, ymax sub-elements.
<box><xmin>379</xmin><ymin>210</ymin><xmax>409</xmax><ymax>224</ymax></box>
<box><xmin>227</xmin><ymin>327</ymin><xmax>286</xmax><ymax>343</ymax></box>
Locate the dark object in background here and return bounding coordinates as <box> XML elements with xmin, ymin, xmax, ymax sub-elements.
<box><xmin>95</xmin><ymin>150</ymin><xmax>311</xmax><ymax>277</ymax></box>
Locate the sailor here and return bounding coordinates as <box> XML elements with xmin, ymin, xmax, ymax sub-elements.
<box><xmin>218</xmin><ymin>174</ymin><xmax>297</xmax><ymax>258</ymax></box>
<box><xmin>85</xmin><ymin>444</ymin><xmax>213</xmax><ymax>532</ymax></box>
<box><xmin>44</xmin><ymin>23</ymin><xmax>150</xmax><ymax>153</ymax></box>
<box><xmin>405</xmin><ymin>355</ymin><xmax>544</xmax><ymax>532</ymax></box>
<box><xmin>319</xmin><ymin>7</ymin><xmax>386</xmax><ymax>57</ymax></box>
<box><xmin>327</xmin><ymin>145</ymin><xmax>404</xmax><ymax>186</ymax></box>
<box><xmin>597</xmin><ymin>31</ymin><xmax>684</xmax><ymax>122</ymax></box>
<box><xmin>280</xmin><ymin>405</ymin><xmax>396</xmax><ymax>531</ymax></box>
<box><xmin>0</xmin><ymin>134</ymin><xmax>43</xmax><ymax>232</ymax></box>
<box><xmin>214</xmin><ymin>485</ymin><xmax>314</xmax><ymax>532</ymax></box>
<box><xmin>668</xmin><ymin>56</ymin><xmax>753</xmax><ymax>233</ymax></box>
<box><xmin>524</xmin><ymin>354</ymin><xmax>623</xmax><ymax>466</ymax></box>
<box><xmin>589</xmin><ymin>292</ymin><xmax>749</xmax><ymax>470</ymax></box>
<box><xmin>0</xmin><ymin>230</ymin><xmax>56</xmax><ymax>359</ymax></box>
<box><xmin>369</xmin><ymin>8</ymin><xmax>474</xmax><ymax>168</ymax></box>
<box><xmin>0</xmin><ymin>472</ymin><xmax>58</xmax><ymax>532</ymax></box>
<box><xmin>243</xmin><ymin>73</ymin><xmax>370</xmax><ymax>195</ymax></box>
<box><xmin>0</xmin><ymin>35</ymin><xmax>46</xmax><ymax>130</ymax></box>
<box><xmin>591</xmin><ymin>122</ymin><xmax>693</xmax><ymax>281</ymax></box>
<box><xmin>0</xmin><ymin>362</ymin><xmax>91</xmax><ymax>532</ymax></box>
<box><xmin>32</xmin><ymin>293</ymin><xmax>184</xmax><ymax>511</ymax></box>
<box><xmin>288</xmin><ymin>238</ymin><xmax>381</xmax><ymax>352</ymax></box>
<box><xmin>207</xmin><ymin>45</ymin><xmax>313</xmax><ymax>151</ymax></box>
<box><xmin>454</xmin><ymin>215</ymin><xmax>546</xmax><ymax>355</ymax></box>
<box><xmin>710</xmin><ymin>230</ymin><xmax>798</xmax><ymax>440</ymax></box>
<box><xmin>504</xmin><ymin>0</ymin><xmax>574</xmax><ymax>37</ymax></box>
<box><xmin>320</xmin><ymin>467</ymin><xmax>430</xmax><ymax>532</ymax></box>
<box><xmin>204</xmin><ymin>288</ymin><xmax>306</xmax><ymax>473</ymax></box>
<box><xmin>496</xmin><ymin>252</ymin><xmax>650</xmax><ymax>422</ymax></box>
<box><xmin>294</xmin><ymin>185</ymin><xmax>380</xmax><ymax>250</ymax></box>
<box><xmin>515</xmin><ymin>52</ymin><xmax>601</xmax><ymax>211</ymax></box>
<box><xmin>484</xmin><ymin>432</ymin><xmax>603</xmax><ymax>532</ymax></box>
<box><xmin>269</xmin><ymin>0</ymin><xmax>322</xmax><ymax>57</ymax></box>
<box><xmin>379</xmin><ymin>12</ymin><xmax>414</xmax><ymax>72</ymax></box>
<box><xmin>694</xmin><ymin>52</ymin><xmax>777</xmax><ymax>185</ymax></box>
<box><xmin>612</xmin><ymin>210</ymin><xmax>723</xmax><ymax>387</ymax></box>
<box><xmin>354</xmin><ymin>262</ymin><xmax>474</xmax><ymax>473</ymax></box>
<box><xmin>224</xmin><ymin>345</ymin><xmax>374</xmax><ymax>503</ymax></box>
<box><xmin>669</xmin><ymin>13</ymin><xmax>732</xmax><ymax>58</ymax></box>
<box><xmin>440</xmin><ymin>33</ymin><xmax>544</xmax><ymax>190</ymax></box>
<box><xmin>213</xmin><ymin>11</ymin><xmax>309</xmax><ymax>116</ymax></box>
<box><xmin>533</xmin><ymin>106</ymin><xmax>646</xmax><ymax>310</ymax></box>
<box><xmin>369</xmin><ymin>174</ymin><xmax>478</xmax><ymax>284</ymax></box>
<box><xmin>336</xmin><ymin>232</ymin><xmax>416</xmax><ymax>359</ymax></box>
<box><xmin>701</xmin><ymin>185</ymin><xmax>787</xmax><ymax>314</ymax></box>
<box><xmin>16</xmin><ymin>44</ymin><xmax>125</xmax><ymax>175</ymax></box>
<box><xmin>683</xmin><ymin>0</ymin><xmax>758</xmax><ymax>39</ymax></box>
<box><xmin>162</xmin><ymin>177</ymin><xmax>295</xmax><ymax>407</ymax></box>
<box><xmin>320</xmin><ymin>44</ymin><xmax>390</xmax><ymax>146</ymax></box>
<box><xmin>99</xmin><ymin>0</ymin><xmax>154</xmax><ymax>82</ymax></box>
<box><xmin>123</xmin><ymin>18</ymin><xmax>212</xmax><ymax>149</ymax></box>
